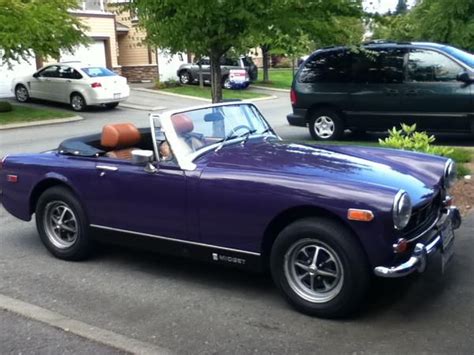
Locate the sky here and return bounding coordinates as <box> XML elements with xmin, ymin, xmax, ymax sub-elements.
<box><xmin>363</xmin><ymin>0</ymin><xmax>417</xmax><ymax>14</ymax></box>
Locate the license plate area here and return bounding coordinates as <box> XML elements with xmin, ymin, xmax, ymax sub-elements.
<box><xmin>113</xmin><ymin>93</ymin><xmax>121</xmax><ymax>99</ymax></box>
<box><xmin>441</xmin><ymin>219</ymin><xmax>455</xmax><ymax>273</ymax></box>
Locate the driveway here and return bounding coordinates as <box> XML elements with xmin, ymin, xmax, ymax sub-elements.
<box><xmin>1</xmin><ymin>91</ymin><xmax>473</xmax><ymax>354</ymax></box>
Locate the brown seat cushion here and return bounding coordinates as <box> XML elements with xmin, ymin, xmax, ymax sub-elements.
<box><xmin>101</xmin><ymin>123</ymin><xmax>141</xmax><ymax>149</ymax></box>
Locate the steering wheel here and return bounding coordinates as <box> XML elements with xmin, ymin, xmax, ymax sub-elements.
<box><xmin>227</xmin><ymin>125</ymin><xmax>253</xmax><ymax>138</ymax></box>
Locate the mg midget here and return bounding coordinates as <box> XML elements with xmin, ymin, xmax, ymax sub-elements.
<box><xmin>0</xmin><ymin>102</ymin><xmax>462</xmax><ymax>318</ymax></box>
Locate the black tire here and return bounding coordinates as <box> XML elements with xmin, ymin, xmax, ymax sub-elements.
<box><xmin>105</xmin><ymin>102</ymin><xmax>119</xmax><ymax>109</ymax></box>
<box><xmin>222</xmin><ymin>75</ymin><xmax>231</xmax><ymax>89</ymax></box>
<box><xmin>35</xmin><ymin>186</ymin><xmax>91</xmax><ymax>261</ymax></box>
<box><xmin>15</xmin><ymin>84</ymin><xmax>30</xmax><ymax>103</ymax></box>
<box><xmin>70</xmin><ymin>93</ymin><xmax>86</xmax><ymax>112</ymax></box>
<box><xmin>308</xmin><ymin>109</ymin><xmax>344</xmax><ymax>141</ymax></box>
<box><xmin>179</xmin><ymin>70</ymin><xmax>193</xmax><ymax>85</ymax></box>
<box><xmin>270</xmin><ymin>218</ymin><xmax>370</xmax><ymax>318</ymax></box>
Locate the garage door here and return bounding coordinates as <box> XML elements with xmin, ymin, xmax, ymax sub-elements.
<box><xmin>0</xmin><ymin>52</ymin><xmax>37</xmax><ymax>98</ymax></box>
<box><xmin>60</xmin><ymin>40</ymin><xmax>106</xmax><ymax>67</ymax></box>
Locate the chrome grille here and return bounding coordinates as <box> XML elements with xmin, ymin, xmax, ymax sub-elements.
<box><xmin>403</xmin><ymin>193</ymin><xmax>441</xmax><ymax>238</ymax></box>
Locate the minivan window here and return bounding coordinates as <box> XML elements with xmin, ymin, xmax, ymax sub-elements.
<box><xmin>299</xmin><ymin>50</ymin><xmax>351</xmax><ymax>83</ymax></box>
<box><xmin>407</xmin><ymin>49</ymin><xmax>463</xmax><ymax>82</ymax></box>
<box><xmin>352</xmin><ymin>48</ymin><xmax>405</xmax><ymax>84</ymax></box>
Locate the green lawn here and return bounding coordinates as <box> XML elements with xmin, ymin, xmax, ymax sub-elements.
<box><xmin>0</xmin><ymin>105</ymin><xmax>74</xmax><ymax>125</ymax></box>
<box><xmin>254</xmin><ymin>69</ymin><xmax>294</xmax><ymax>89</ymax></box>
<box><xmin>158</xmin><ymin>85</ymin><xmax>270</xmax><ymax>100</ymax></box>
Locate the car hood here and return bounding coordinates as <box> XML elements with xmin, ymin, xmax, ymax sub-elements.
<box><xmin>203</xmin><ymin>139</ymin><xmax>447</xmax><ymax>206</ymax></box>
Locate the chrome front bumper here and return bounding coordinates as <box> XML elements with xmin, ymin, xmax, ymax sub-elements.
<box><xmin>374</xmin><ymin>207</ymin><xmax>462</xmax><ymax>278</ymax></box>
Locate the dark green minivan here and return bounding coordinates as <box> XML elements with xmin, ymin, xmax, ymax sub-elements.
<box><xmin>287</xmin><ymin>42</ymin><xmax>474</xmax><ymax>140</ymax></box>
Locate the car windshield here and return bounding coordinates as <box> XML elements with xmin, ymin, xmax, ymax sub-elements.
<box><xmin>81</xmin><ymin>67</ymin><xmax>117</xmax><ymax>77</ymax></box>
<box><xmin>443</xmin><ymin>46</ymin><xmax>474</xmax><ymax>69</ymax></box>
<box><xmin>167</xmin><ymin>104</ymin><xmax>271</xmax><ymax>155</ymax></box>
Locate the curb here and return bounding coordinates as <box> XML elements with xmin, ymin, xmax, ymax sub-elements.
<box><xmin>250</xmin><ymin>85</ymin><xmax>290</xmax><ymax>93</ymax></box>
<box><xmin>120</xmin><ymin>102</ymin><xmax>167</xmax><ymax>111</ymax></box>
<box><xmin>0</xmin><ymin>115</ymin><xmax>83</xmax><ymax>130</ymax></box>
<box><xmin>132</xmin><ymin>87</ymin><xmax>278</xmax><ymax>103</ymax></box>
<box><xmin>0</xmin><ymin>294</ymin><xmax>172</xmax><ymax>355</ymax></box>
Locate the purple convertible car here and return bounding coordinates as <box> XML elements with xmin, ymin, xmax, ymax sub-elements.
<box><xmin>0</xmin><ymin>102</ymin><xmax>462</xmax><ymax>318</ymax></box>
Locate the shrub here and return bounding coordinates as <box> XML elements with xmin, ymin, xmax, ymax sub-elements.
<box><xmin>379</xmin><ymin>123</ymin><xmax>454</xmax><ymax>156</ymax></box>
<box><xmin>0</xmin><ymin>101</ymin><xmax>13</xmax><ymax>112</ymax></box>
<box><xmin>155</xmin><ymin>79</ymin><xmax>181</xmax><ymax>89</ymax></box>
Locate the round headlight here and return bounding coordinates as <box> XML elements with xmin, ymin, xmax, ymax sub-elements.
<box><xmin>393</xmin><ymin>190</ymin><xmax>412</xmax><ymax>230</ymax></box>
<box><xmin>444</xmin><ymin>159</ymin><xmax>456</xmax><ymax>189</ymax></box>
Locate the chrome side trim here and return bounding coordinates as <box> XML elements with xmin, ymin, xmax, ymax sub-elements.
<box><xmin>90</xmin><ymin>224</ymin><xmax>261</xmax><ymax>256</ymax></box>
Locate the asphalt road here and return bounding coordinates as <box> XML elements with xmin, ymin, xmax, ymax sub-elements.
<box><xmin>1</xmin><ymin>90</ymin><xmax>474</xmax><ymax>354</ymax></box>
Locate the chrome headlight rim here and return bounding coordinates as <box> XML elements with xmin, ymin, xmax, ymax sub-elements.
<box><xmin>392</xmin><ymin>190</ymin><xmax>412</xmax><ymax>230</ymax></box>
<box><xmin>444</xmin><ymin>159</ymin><xmax>456</xmax><ymax>189</ymax></box>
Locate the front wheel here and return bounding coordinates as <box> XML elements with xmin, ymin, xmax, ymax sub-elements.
<box><xmin>179</xmin><ymin>71</ymin><xmax>192</xmax><ymax>85</ymax></box>
<box><xmin>35</xmin><ymin>186</ymin><xmax>91</xmax><ymax>261</ymax></box>
<box><xmin>309</xmin><ymin>109</ymin><xmax>344</xmax><ymax>141</ymax></box>
<box><xmin>222</xmin><ymin>76</ymin><xmax>232</xmax><ymax>89</ymax></box>
<box><xmin>270</xmin><ymin>218</ymin><xmax>370</xmax><ymax>318</ymax></box>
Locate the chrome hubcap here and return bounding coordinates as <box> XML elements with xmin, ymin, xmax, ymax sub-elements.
<box><xmin>43</xmin><ymin>201</ymin><xmax>78</xmax><ymax>249</ymax></box>
<box><xmin>71</xmin><ymin>96</ymin><xmax>83</xmax><ymax>110</ymax></box>
<box><xmin>314</xmin><ymin>116</ymin><xmax>335</xmax><ymax>138</ymax></box>
<box><xmin>284</xmin><ymin>239</ymin><xmax>343</xmax><ymax>303</ymax></box>
<box><xmin>16</xmin><ymin>86</ymin><xmax>28</xmax><ymax>102</ymax></box>
<box><xmin>223</xmin><ymin>78</ymin><xmax>231</xmax><ymax>89</ymax></box>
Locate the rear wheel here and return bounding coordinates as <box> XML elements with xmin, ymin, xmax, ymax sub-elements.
<box><xmin>270</xmin><ymin>218</ymin><xmax>370</xmax><ymax>318</ymax></box>
<box><xmin>35</xmin><ymin>186</ymin><xmax>91</xmax><ymax>261</ymax></box>
<box><xmin>309</xmin><ymin>109</ymin><xmax>344</xmax><ymax>141</ymax></box>
<box><xmin>15</xmin><ymin>84</ymin><xmax>30</xmax><ymax>103</ymax></box>
<box><xmin>105</xmin><ymin>102</ymin><xmax>119</xmax><ymax>109</ymax></box>
<box><xmin>70</xmin><ymin>93</ymin><xmax>86</xmax><ymax>112</ymax></box>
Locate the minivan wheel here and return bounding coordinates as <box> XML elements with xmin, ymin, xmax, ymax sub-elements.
<box><xmin>309</xmin><ymin>110</ymin><xmax>344</xmax><ymax>141</ymax></box>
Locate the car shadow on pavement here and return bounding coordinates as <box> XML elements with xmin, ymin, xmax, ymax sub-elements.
<box><xmin>18</xmin><ymin>98</ymin><xmax>120</xmax><ymax>113</ymax></box>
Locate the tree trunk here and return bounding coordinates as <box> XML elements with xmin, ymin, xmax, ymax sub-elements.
<box><xmin>210</xmin><ymin>51</ymin><xmax>223</xmax><ymax>103</ymax></box>
<box><xmin>261</xmin><ymin>45</ymin><xmax>270</xmax><ymax>82</ymax></box>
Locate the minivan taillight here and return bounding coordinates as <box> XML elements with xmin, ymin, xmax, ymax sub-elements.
<box><xmin>290</xmin><ymin>88</ymin><xmax>297</xmax><ymax>105</ymax></box>
<box><xmin>91</xmin><ymin>82</ymin><xmax>102</xmax><ymax>88</ymax></box>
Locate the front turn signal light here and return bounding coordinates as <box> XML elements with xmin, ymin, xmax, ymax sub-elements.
<box><xmin>347</xmin><ymin>209</ymin><xmax>374</xmax><ymax>222</ymax></box>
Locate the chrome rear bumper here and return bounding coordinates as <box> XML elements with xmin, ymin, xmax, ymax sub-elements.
<box><xmin>374</xmin><ymin>207</ymin><xmax>462</xmax><ymax>278</ymax></box>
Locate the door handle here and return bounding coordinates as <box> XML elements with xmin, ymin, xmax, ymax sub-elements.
<box><xmin>405</xmin><ymin>90</ymin><xmax>418</xmax><ymax>96</ymax></box>
<box><xmin>96</xmin><ymin>165</ymin><xmax>118</xmax><ymax>171</ymax></box>
<box><xmin>66</xmin><ymin>80</ymin><xmax>71</xmax><ymax>83</ymax></box>
<box><xmin>386</xmin><ymin>89</ymin><xmax>399</xmax><ymax>96</ymax></box>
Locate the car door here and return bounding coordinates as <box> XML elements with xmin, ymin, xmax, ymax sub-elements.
<box><xmin>347</xmin><ymin>47</ymin><xmax>405</xmax><ymax>130</ymax></box>
<box><xmin>29</xmin><ymin>65</ymin><xmax>59</xmax><ymax>99</ymax></box>
<box><xmin>49</xmin><ymin>65</ymin><xmax>75</xmax><ymax>103</ymax></box>
<box><xmin>89</xmin><ymin>160</ymin><xmax>189</xmax><ymax>241</ymax></box>
<box><xmin>401</xmin><ymin>48</ymin><xmax>472</xmax><ymax>131</ymax></box>
<box><xmin>196</xmin><ymin>58</ymin><xmax>211</xmax><ymax>81</ymax></box>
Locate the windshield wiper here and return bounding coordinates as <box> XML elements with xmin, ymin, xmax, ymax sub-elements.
<box><xmin>215</xmin><ymin>129</ymin><xmax>256</xmax><ymax>151</ymax></box>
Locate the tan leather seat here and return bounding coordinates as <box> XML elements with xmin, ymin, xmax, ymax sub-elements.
<box><xmin>171</xmin><ymin>114</ymin><xmax>205</xmax><ymax>152</ymax></box>
<box><xmin>101</xmin><ymin>123</ymin><xmax>141</xmax><ymax>160</ymax></box>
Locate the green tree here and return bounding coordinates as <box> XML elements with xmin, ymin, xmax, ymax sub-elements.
<box><xmin>131</xmin><ymin>0</ymin><xmax>268</xmax><ymax>103</ymax></box>
<box><xmin>0</xmin><ymin>0</ymin><xmax>89</xmax><ymax>65</ymax></box>
<box><xmin>395</xmin><ymin>0</ymin><xmax>408</xmax><ymax>15</ymax></box>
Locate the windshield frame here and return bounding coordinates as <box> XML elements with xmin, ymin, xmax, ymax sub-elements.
<box><xmin>442</xmin><ymin>45</ymin><xmax>474</xmax><ymax>69</ymax></box>
<box><xmin>149</xmin><ymin>102</ymin><xmax>278</xmax><ymax>171</ymax></box>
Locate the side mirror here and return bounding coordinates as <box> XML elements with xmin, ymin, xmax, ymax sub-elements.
<box><xmin>33</xmin><ymin>72</ymin><xmax>39</xmax><ymax>78</ymax></box>
<box><xmin>131</xmin><ymin>150</ymin><xmax>153</xmax><ymax>165</ymax></box>
<box><xmin>457</xmin><ymin>70</ymin><xmax>474</xmax><ymax>83</ymax></box>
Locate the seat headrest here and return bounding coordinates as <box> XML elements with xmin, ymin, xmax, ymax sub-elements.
<box><xmin>101</xmin><ymin>123</ymin><xmax>141</xmax><ymax>148</ymax></box>
<box><xmin>172</xmin><ymin>114</ymin><xmax>194</xmax><ymax>135</ymax></box>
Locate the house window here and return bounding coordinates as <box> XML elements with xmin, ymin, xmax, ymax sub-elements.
<box><xmin>80</xmin><ymin>0</ymin><xmax>104</xmax><ymax>11</ymax></box>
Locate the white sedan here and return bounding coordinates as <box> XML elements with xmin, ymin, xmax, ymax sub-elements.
<box><xmin>12</xmin><ymin>63</ymin><xmax>130</xmax><ymax>111</ymax></box>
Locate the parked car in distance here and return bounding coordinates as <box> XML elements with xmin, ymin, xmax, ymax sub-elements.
<box><xmin>0</xmin><ymin>102</ymin><xmax>462</xmax><ymax>318</ymax></box>
<box><xmin>177</xmin><ymin>56</ymin><xmax>258</xmax><ymax>88</ymax></box>
<box><xmin>12</xmin><ymin>62</ymin><xmax>130</xmax><ymax>111</ymax></box>
<box><xmin>288</xmin><ymin>41</ymin><xmax>474</xmax><ymax>140</ymax></box>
